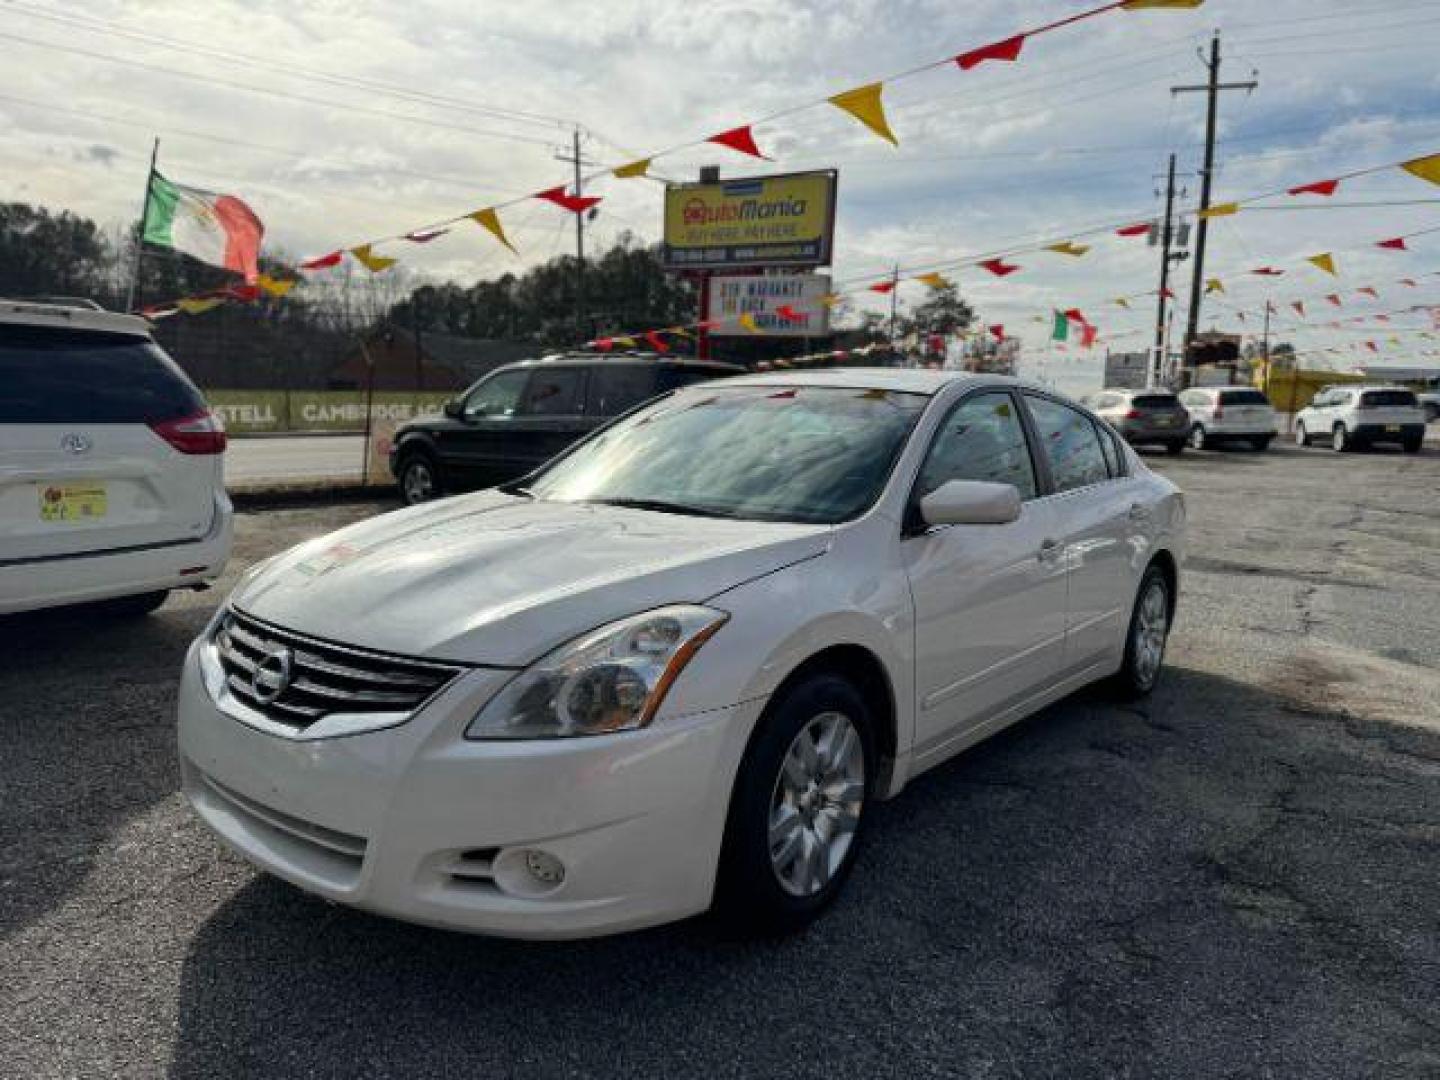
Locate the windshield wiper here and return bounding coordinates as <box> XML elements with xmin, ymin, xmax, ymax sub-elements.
<box><xmin>585</xmin><ymin>497</ymin><xmax>739</xmax><ymax>519</ymax></box>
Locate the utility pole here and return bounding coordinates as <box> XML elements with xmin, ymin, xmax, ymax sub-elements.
<box><xmin>1261</xmin><ymin>298</ymin><xmax>1273</xmax><ymax>398</ymax></box>
<box><xmin>126</xmin><ymin>137</ymin><xmax>160</xmax><ymax>313</ymax></box>
<box><xmin>1153</xmin><ymin>154</ymin><xmax>1182</xmax><ymax>389</ymax></box>
<box><xmin>554</xmin><ymin>128</ymin><xmax>592</xmax><ymax>340</ymax></box>
<box><xmin>887</xmin><ymin>264</ymin><xmax>900</xmax><ymax>344</ymax></box>
<box><xmin>1174</xmin><ymin>31</ymin><xmax>1258</xmax><ymax>377</ymax></box>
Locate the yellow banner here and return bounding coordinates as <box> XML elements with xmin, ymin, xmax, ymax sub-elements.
<box><xmin>662</xmin><ymin>171</ymin><xmax>836</xmax><ymax>269</ymax></box>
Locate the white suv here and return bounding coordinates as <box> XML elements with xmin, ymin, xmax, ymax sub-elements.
<box><xmin>1294</xmin><ymin>385</ymin><xmax>1426</xmax><ymax>454</ymax></box>
<box><xmin>1178</xmin><ymin>387</ymin><xmax>1278</xmax><ymax>451</ymax></box>
<box><xmin>1</xmin><ymin>300</ymin><xmax>233</xmax><ymax>615</ymax></box>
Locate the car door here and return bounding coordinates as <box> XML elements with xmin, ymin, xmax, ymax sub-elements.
<box><xmin>511</xmin><ymin>365</ymin><xmax>591</xmax><ymax>474</ymax></box>
<box><xmin>442</xmin><ymin>368</ymin><xmax>532</xmax><ymax>487</ymax></box>
<box><xmin>901</xmin><ymin>389</ymin><xmax>1069</xmax><ymax>760</ymax></box>
<box><xmin>1022</xmin><ymin>394</ymin><xmax>1140</xmax><ymax>675</ymax></box>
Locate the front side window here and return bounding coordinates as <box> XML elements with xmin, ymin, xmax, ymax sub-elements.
<box><xmin>1025</xmin><ymin>395</ymin><xmax>1110</xmax><ymax>493</ymax></box>
<box><xmin>526</xmin><ymin>385</ymin><xmax>929</xmax><ymax>524</ymax></box>
<box><xmin>463</xmin><ymin>370</ymin><xmax>528</xmax><ymax>420</ymax></box>
<box><xmin>915</xmin><ymin>392</ymin><xmax>1037</xmax><ymax>503</ymax></box>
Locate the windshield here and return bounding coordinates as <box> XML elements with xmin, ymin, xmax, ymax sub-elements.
<box><xmin>524</xmin><ymin>384</ymin><xmax>930</xmax><ymax>524</ymax></box>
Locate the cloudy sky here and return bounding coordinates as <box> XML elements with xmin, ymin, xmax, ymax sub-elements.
<box><xmin>5</xmin><ymin>0</ymin><xmax>1440</xmax><ymax>388</ymax></box>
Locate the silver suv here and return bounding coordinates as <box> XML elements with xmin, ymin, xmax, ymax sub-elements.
<box><xmin>1083</xmin><ymin>389</ymin><xmax>1189</xmax><ymax>455</ymax></box>
<box><xmin>1294</xmin><ymin>385</ymin><xmax>1425</xmax><ymax>454</ymax></box>
<box><xmin>1178</xmin><ymin>387</ymin><xmax>1277</xmax><ymax>452</ymax></box>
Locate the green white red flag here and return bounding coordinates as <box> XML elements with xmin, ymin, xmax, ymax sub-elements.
<box><xmin>142</xmin><ymin>172</ymin><xmax>263</xmax><ymax>283</ymax></box>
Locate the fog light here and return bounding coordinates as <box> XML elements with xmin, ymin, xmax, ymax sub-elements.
<box><xmin>524</xmin><ymin>849</ymin><xmax>565</xmax><ymax>887</ymax></box>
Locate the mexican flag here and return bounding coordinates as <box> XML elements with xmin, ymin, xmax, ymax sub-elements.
<box><xmin>142</xmin><ymin>172</ymin><xmax>263</xmax><ymax>283</ymax></box>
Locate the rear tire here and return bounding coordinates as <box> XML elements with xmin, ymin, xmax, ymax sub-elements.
<box><xmin>95</xmin><ymin>590</ymin><xmax>169</xmax><ymax>618</ymax></box>
<box><xmin>1165</xmin><ymin>439</ymin><xmax>1185</xmax><ymax>456</ymax></box>
<box><xmin>398</xmin><ymin>451</ymin><xmax>442</xmax><ymax>505</ymax></box>
<box><xmin>1111</xmin><ymin>565</ymin><xmax>1171</xmax><ymax>700</ymax></box>
<box><xmin>1294</xmin><ymin>422</ymin><xmax>1309</xmax><ymax>447</ymax></box>
<box><xmin>1189</xmin><ymin>424</ymin><xmax>1211</xmax><ymax>451</ymax></box>
<box><xmin>715</xmin><ymin>672</ymin><xmax>874</xmax><ymax>936</ymax></box>
<box><xmin>1251</xmin><ymin>436</ymin><xmax>1273</xmax><ymax>452</ymax></box>
<box><xmin>1332</xmin><ymin>425</ymin><xmax>1352</xmax><ymax>453</ymax></box>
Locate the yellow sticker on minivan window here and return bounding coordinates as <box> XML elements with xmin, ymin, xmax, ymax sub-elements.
<box><xmin>40</xmin><ymin>484</ymin><xmax>107</xmax><ymax>522</ymax></box>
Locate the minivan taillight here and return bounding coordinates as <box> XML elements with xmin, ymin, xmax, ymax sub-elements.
<box><xmin>1124</xmin><ymin>409</ymin><xmax>1142</xmax><ymax>420</ymax></box>
<box><xmin>150</xmin><ymin>409</ymin><xmax>227</xmax><ymax>455</ymax></box>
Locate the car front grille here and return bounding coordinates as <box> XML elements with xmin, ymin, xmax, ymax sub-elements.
<box><xmin>214</xmin><ymin>608</ymin><xmax>463</xmax><ymax>732</ymax></box>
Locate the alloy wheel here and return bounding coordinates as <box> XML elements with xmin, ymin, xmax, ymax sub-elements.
<box><xmin>1332</xmin><ymin>426</ymin><xmax>1347</xmax><ymax>452</ymax></box>
<box><xmin>1132</xmin><ymin>579</ymin><xmax>1169</xmax><ymax>690</ymax></box>
<box><xmin>403</xmin><ymin>460</ymin><xmax>435</xmax><ymax>503</ymax></box>
<box><xmin>768</xmin><ymin>711</ymin><xmax>864</xmax><ymax>898</ymax></box>
<box><xmin>1294</xmin><ymin>423</ymin><xmax>1307</xmax><ymax>446</ymax></box>
<box><xmin>1189</xmin><ymin>425</ymin><xmax>1207</xmax><ymax>451</ymax></box>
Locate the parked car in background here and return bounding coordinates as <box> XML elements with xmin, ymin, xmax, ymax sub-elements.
<box><xmin>0</xmin><ymin>299</ymin><xmax>232</xmax><ymax>616</ymax></box>
<box><xmin>178</xmin><ymin>371</ymin><xmax>1185</xmax><ymax>939</ymax></box>
<box><xmin>1083</xmin><ymin>389</ymin><xmax>1189</xmax><ymax>454</ymax></box>
<box><xmin>388</xmin><ymin>353</ymin><xmax>743</xmax><ymax>504</ymax></box>
<box><xmin>1178</xmin><ymin>387</ymin><xmax>1277</xmax><ymax>451</ymax></box>
<box><xmin>1418</xmin><ymin>389</ymin><xmax>1439</xmax><ymax>423</ymax></box>
<box><xmin>1294</xmin><ymin>385</ymin><xmax>1426</xmax><ymax>453</ymax></box>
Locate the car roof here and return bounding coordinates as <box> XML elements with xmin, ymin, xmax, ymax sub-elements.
<box><xmin>0</xmin><ymin>298</ymin><xmax>152</xmax><ymax>338</ymax></box>
<box><xmin>501</xmin><ymin>352</ymin><xmax>743</xmax><ymax>372</ymax></box>
<box><xmin>716</xmin><ymin>368</ymin><xmax>1038</xmax><ymax>396</ymax></box>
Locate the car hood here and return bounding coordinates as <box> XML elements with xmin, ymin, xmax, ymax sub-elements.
<box><xmin>231</xmin><ymin>492</ymin><xmax>832</xmax><ymax>665</ymax></box>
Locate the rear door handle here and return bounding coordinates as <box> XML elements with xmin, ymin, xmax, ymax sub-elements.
<box><xmin>1038</xmin><ymin>538</ymin><xmax>1062</xmax><ymax>563</ymax></box>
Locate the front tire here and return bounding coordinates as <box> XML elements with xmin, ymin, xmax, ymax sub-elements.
<box><xmin>1189</xmin><ymin>424</ymin><xmax>1211</xmax><ymax>451</ymax></box>
<box><xmin>1294</xmin><ymin>422</ymin><xmax>1309</xmax><ymax>447</ymax></box>
<box><xmin>94</xmin><ymin>590</ymin><xmax>169</xmax><ymax>618</ymax></box>
<box><xmin>1112</xmin><ymin>566</ymin><xmax>1171</xmax><ymax>700</ymax></box>
<box><xmin>715</xmin><ymin>673</ymin><xmax>873</xmax><ymax>936</ymax></box>
<box><xmin>397</xmin><ymin>452</ymin><xmax>442</xmax><ymax>505</ymax></box>
<box><xmin>1332</xmin><ymin>425</ymin><xmax>1352</xmax><ymax>453</ymax></box>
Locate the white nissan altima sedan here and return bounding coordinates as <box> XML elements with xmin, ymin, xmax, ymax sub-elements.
<box><xmin>177</xmin><ymin>369</ymin><xmax>1185</xmax><ymax>939</ymax></box>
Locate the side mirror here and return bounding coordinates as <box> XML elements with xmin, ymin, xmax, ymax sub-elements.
<box><xmin>444</xmin><ymin>399</ymin><xmax>463</xmax><ymax>419</ymax></box>
<box><xmin>920</xmin><ymin>480</ymin><xmax>1022</xmax><ymax>527</ymax></box>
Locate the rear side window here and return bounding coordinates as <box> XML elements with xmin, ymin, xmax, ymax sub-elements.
<box><xmin>1097</xmin><ymin>422</ymin><xmax>1125</xmax><ymax>477</ymax></box>
<box><xmin>1026</xmin><ymin>395</ymin><xmax>1110</xmax><ymax>493</ymax></box>
<box><xmin>522</xmin><ymin>368</ymin><xmax>586</xmax><ymax>416</ymax></box>
<box><xmin>1132</xmin><ymin>394</ymin><xmax>1181</xmax><ymax>409</ymax></box>
<box><xmin>1219</xmin><ymin>389</ymin><xmax>1270</xmax><ymax>406</ymax></box>
<box><xmin>1360</xmin><ymin>390</ymin><xmax>1418</xmax><ymax>408</ymax></box>
<box><xmin>587</xmin><ymin>365</ymin><xmax>658</xmax><ymax>417</ymax></box>
<box><xmin>0</xmin><ymin>327</ymin><xmax>204</xmax><ymax>423</ymax></box>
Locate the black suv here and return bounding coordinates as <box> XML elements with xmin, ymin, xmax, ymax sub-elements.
<box><xmin>389</xmin><ymin>353</ymin><xmax>742</xmax><ymax>503</ymax></box>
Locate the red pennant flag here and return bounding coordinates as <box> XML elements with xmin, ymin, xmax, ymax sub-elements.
<box><xmin>1288</xmin><ymin>179</ymin><xmax>1340</xmax><ymax>197</ymax></box>
<box><xmin>775</xmin><ymin>304</ymin><xmax>806</xmax><ymax>323</ymax></box>
<box><xmin>1064</xmin><ymin>307</ymin><xmax>1090</xmax><ymax>326</ymax></box>
<box><xmin>592</xmin><ymin>338</ymin><xmax>614</xmax><ymax>352</ymax></box>
<box><xmin>1252</xmin><ymin>267</ymin><xmax>1284</xmax><ymax>276</ymax></box>
<box><xmin>227</xmin><ymin>284</ymin><xmax>261</xmax><ymax>302</ymax></box>
<box><xmin>1358</xmin><ymin>286</ymin><xmax>1379</xmax><ymax>298</ymax></box>
<box><xmin>300</xmin><ymin>251</ymin><xmax>343</xmax><ymax>270</ymax></box>
<box><xmin>707</xmin><ymin>125</ymin><xmax>767</xmax><ymax>159</ymax></box>
<box><xmin>1326</xmin><ymin>294</ymin><xmax>1343</xmax><ymax>306</ymax></box>
<box><xmin>988</xmin><ymin>323</ymin><xmax>1006</xmax><ymax>341</ymax></box>
<box><xmin>868</xmin><ymin>281</ymin><xmax>897</xmax><ymax>294</ymax></box>
<box><xmin>404</xmin><ymin>227</ymin><xmax>450</xmax><ymax>243</ymax></box>
<box><xmin>979</xmin><ymin>258</ymin><xmax>1019</xmax><ymax>277</ymax></box>
<box><xmin>956</xmin><ymin>34</ymin><xmax>1025</xmax><ymax>70</ymax></box>
<box><xmin>1376</xmin><ymin>237</ymin><xmax>1408</xmax><ymax>251</ymax></box>
<box><xmin>1161</xmin><ymin>287</ymin><xmax>1176</xmax><ymax>300</ymax></box>
<box><xmin>1400</xmin><ymin>278</ymin><xmax>1419</xmax><ymax>287</ymax></box>
<box><xmin>1375</xmin><ymin>314</ymin><xmax>1391</xmax><ymax>322</ymax></box>
<box><xmin>1292</xmin><ymin>301</ymin><xmax>1305</xmax><ymax>317</ymax></box>
<box><xmin>1365</xmin><ymin>341</ymin><xmax>1379</xmax><ymax>353</ymax></box>
<box><xmin>1080</xmin><ymin>323</ymin><xmax>1098</xmax><ymax>349</ymax></box>
<box><xmin>695</xmin><ymin>319</ymin><xmax>723</xmax><ymax>331</ymax></box>
<box><xmin>644</xmin><ymin>330</ymin><xmax>671</xmax><ymax>354</ymax></box>
<box><xmin>1117</xmin><ymin>222</ymin><xmax>1151</xmax><ymax>237</ymax></box>
<box><xmin>536</xmin><ymin>185</ymin><xmax>602</xmax><ymax>213</ymax></box>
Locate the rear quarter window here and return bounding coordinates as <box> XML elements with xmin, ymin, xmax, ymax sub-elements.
<box><xmin>0</xmin><ymin>327</ymin><xmax>204</xmax><ymax>423</ymax></box>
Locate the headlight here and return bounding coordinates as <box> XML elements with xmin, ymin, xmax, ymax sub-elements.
<box><xmin>465</xmin><ymin>605</ymin><xmax>729</xmax><ymax>739</ymax></box>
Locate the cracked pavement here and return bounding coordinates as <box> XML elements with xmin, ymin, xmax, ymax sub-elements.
<box><xmin>2</xmin><ymin>441</ymin><xmax>1438</xmax><ymax>1078</ymax></box>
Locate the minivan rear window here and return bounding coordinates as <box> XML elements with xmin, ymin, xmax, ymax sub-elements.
<box><xmin>0</xmin><ymin>328</ymin><xmax>205</xmax><ymax>423</ymax></box>
<box><xmin>1219</xmin><ymin>389</ymin><xmax>1270</xmax><ymax>406</ymax></box>
<box><xmin>1132</xmin><ymin>394</ymin><xmax>1180</xmax><ymax>409</ymax></box>
<box><xmin>1359</xmin><ymin>390</ymin><xmax>1418</xmax><ymax>409</ymax></box>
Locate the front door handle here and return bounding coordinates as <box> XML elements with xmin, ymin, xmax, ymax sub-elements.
<box><xmin>1128</xmin><ymin>503</ymin><xmax>1150</xmax><ymax>522</ymax></box>
<box><xmin>1038</xmin><ymin>538</ymin><xmax>1062</xmax><ymax>563</ymax></box>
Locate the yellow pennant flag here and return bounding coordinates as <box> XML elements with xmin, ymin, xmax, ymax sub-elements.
<box><xmin>256</xmin><ymin>273</ymin><xmax>296</xmax><ymax>298</ymax></box>
<box><xmin>612</xmin><ymin>336</ymin><xmax>637</xmax><ymax>348</ymax></box>
<box><xmin>613</xmin><ymin>158</ymin><xmax>652</xmax><ymax>179</ymax></box>
<box><xmin>469</xmin><ymin>207</ymin><xmax>518</xmax><ymax>254</ymax></box>
<box><xmin>669</xmin><ymin>327</ymin><xmax>693</xmax><ymax>339</ymax></box>
<box><xmin>350</xmin><ymin>244</ymin><xmax>396</xmax><ymax>273</ymax></box>
<box><xmin>177</xmin><ymin>297</ymin><xmax>224</xmax><ymax>314</ymax></box>
<box><xmin>1112</xmin><ymin>297</ymin><xmax>1131</xmax><ymax>309</ymax></box>
<box><xmin>818</xmin><ymin>293</ymin><xmax>842</xmax><ymax>307</ymax></box>
<box><xmin>1046</xmin><ymin>241</ymin><xmax>1091</xmax><ymax>257</ymax></box>
<box><xmin>1307</xmin><ymin>252</ymin><xmax>1337</xmax><ymax>276</ymax></box>
<box><xmin>1205</xmin><ymin>278</ymin><xmax>1225</xmax><ymax>294</ymax></box>
<box><xmin>828</xmin><ymin>82</ymin><xmax>898</xmax><ymax>147</ymax></box>
<box><xmin>1198</xmin><ymin>202</ymin><xmax>1238</xmax><ymax>220</ymax></box>
<box><xmin>1401</xmin><ymin>153</ymin><xmax>1440</xmax><ymax>186</ymax></box>
<box><xmin>916</xmin><ymin>272</ymin><xmax>951</xmax><ymax>288</ymax></box>
<box><xmin>739</xmin><ymin>312</ymin><xmax>761</xmax><ymax>333</ymax></box>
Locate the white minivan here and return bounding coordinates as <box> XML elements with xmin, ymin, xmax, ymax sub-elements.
<box><xmin>0</xmin><ymin>300</ymin><xmax>233</xmax><ymax>615</ymax></box>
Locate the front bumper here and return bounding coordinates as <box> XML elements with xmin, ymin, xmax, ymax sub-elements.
<box><xmin>177</xmin><ymin>638</ymin><xmax>757</xmax><ymax>939</ymax></box>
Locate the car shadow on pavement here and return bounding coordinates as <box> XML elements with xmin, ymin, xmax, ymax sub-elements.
<box><xmin>0</xmin><ymin>601</ymin><xmax>212</xmax><ymax>940</ymax></box>
<box><xmin>165</xmin><ymin>665</ymin><xmax>1440</xmax><ymax>1080</ymax></box>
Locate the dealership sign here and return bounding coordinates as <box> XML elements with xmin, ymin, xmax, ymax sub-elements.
<box><xmin>662</xmin><ymin>171</ymin><xmax>837</xmax><ymax>269</ymax></box>
<box><xmin>709</xmin><ymin>274</ymin><xmax>832</xmax><ymax>337</ymax></box>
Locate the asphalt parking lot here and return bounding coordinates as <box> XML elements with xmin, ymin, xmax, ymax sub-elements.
<box><xmin>3</xmin><ymin>441</ymin><xmax>1438</xmax><ymax>1079</ymax></box>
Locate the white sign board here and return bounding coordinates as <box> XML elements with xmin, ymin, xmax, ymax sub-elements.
<box><xmin>709</xmin><ymin>273</ymin><xmax>832</xmax><ymax>337</ymax></box>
